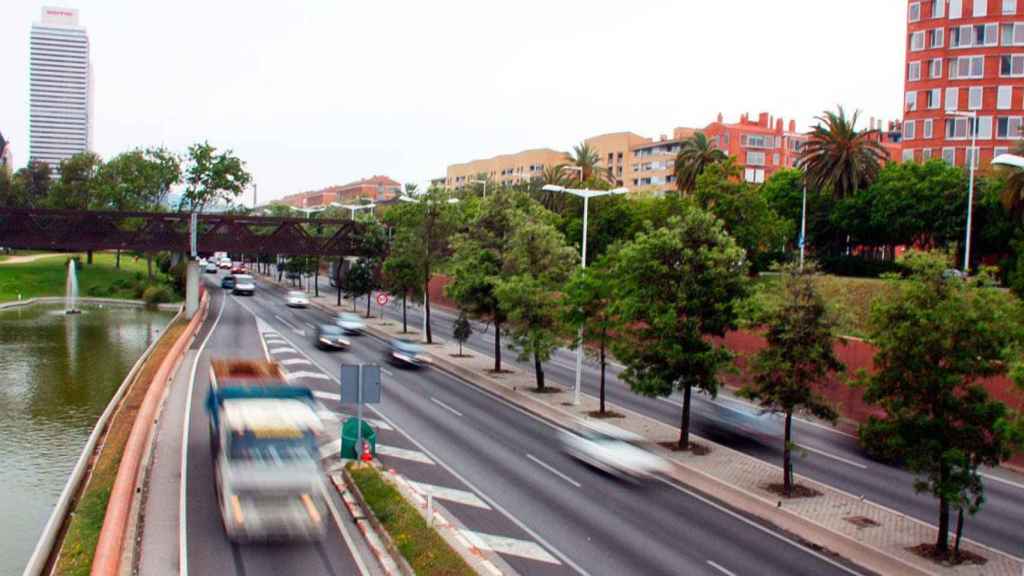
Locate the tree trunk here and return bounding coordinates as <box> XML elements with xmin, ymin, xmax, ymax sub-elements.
<box><xmin>147</xmin><ymin>254</ymin><xmax>153</xmax><ymax>279</ymax></box>
<box><xmin>599</xmin><ymin>337</ymin><xmax>607</xmax><ymax>414</ymax></box>
<box><xmin>402</xmin><ymin>293</ymin><xmax>408</xmax><ymax>333</ymax></box>
<box><xmin>678</xmin><ymin>383</ymin><xmax>692</xmax><ymax>450</ymax></box>
<box><xmin>954</xmin><ymin>507</ymin><xmax>965</xmax><ymax>561</ymax></box>
<box><xmin>314</xmin><ymin>258</ymin><xmax>319</xmax><ymax>297</ymax></box>
<box><xmin>937</xmin><ymin>490</ymin><xmax>950</xmax><ymax>554</ymax></box>
<box><xmin>459</xmin><ymin>339</ymin><xmax>463</xmax><ymax>356</ymax></box>
<box><xmin>87</xmin><ymin>250</ymin><xmax>93</xmax><ymax>265</ymax></box>
<box><xmin>115</xmin><ymin>249</ymin><xmax>121</xmax><ymax>269</ymax></box>
<box><xmin>423</xmin><ymin>276</ymin><xmax>432</xmax><ymax>340</ymax></box>
<box><xmin>336</xmin><ymin>280</ymin><xmax>342</xmax><ymax>307</ymax></box>
<box><xmin>534</xmin><ymin>351</ymin><xmax>545</xmax><ymax>391</ymax></box>
<box><xmin>366</xmin><ymin>291</ymin><xmax>372</xmax><ymax>318</ymax></box>
<box><xmin>493</xmin><ymin>317</ymin><xmax>502</xmax><ymax>372</ymax></box>
<box><xmin>784</xmin><ymin>410</ymin><xmax>793</xmax><ymax>497</ymax></box>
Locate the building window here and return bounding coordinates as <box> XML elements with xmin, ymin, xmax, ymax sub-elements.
<box><xmin>1001</xmin><ymin>54</ymin><xmax>1024</xmax><ymax>76</ymax></box>
<box><xmin>997</xmin><ymin>22</ymin><xmax>1024</xmax><ymax>45</ymax></box>
<box><xmin>943</xmin><ymin>147</ymin><xmax>957</xmax><ymax>165</ymax></box>
<box><xmin>950</xmin><ymin>55</ymin><xmax>984</xmax><ymax>79</ymax></box>
<box><xmin>910</xmin><ymin>61</ymin><xmax>922</xmax><ymax>81</ymax></box>
<box><xmin>905</xmin><ymin>120</ymin><xmax>917</xmax><ymax>140</ymax></box>
<box><xmin>928</xmin><ymin>87</ymin><xmax>943</xmax><ymax>108</ymax></box>
<box><xmin>996</xmin><ymin>146</ymin><xmax>1010</xmax><ymax>157</ymax></box>
<box><xmin>772</xmin><ymin>153</ymin><xmax>780</xmax><ymax>165</ymax></box>
<box><xmin>969</xmin><ymin>86</ymin><xmax>983</xmax><ymax>109</ymax></box>
<box><xmin>923</xmin><ymin>148</ymin><xmax>934</xmax><ymax>160</ymax></box>
<box><xmin>930</xmin><ymin>28</ymin><xmax>945</xmax><ymax>48</ymax></box>
<box><xmin>1005</xmin><ymin>0</ymin><xmax>1018</xmax><ymax>14</ymax></box>
<box><xmin>952</xmin><ymin>25</ymin><xmax>971</xmax><ymax>48</ymax></box>
<box><xmin>933</xmin><ymin>0</ymin><xmax>947</xmax><ymax>17</ymax></box>
<box><xmin>946</xmin><ymin>117</ymin><xmax>971</xmax><ymax>139</ymax></box>
<box><xmin>929</xmin><ymin>58</ymin><xmax>943</xmax><ymax>79</ymax></box>
<box><xmin>746</xmin><ymin>151</ymin><xmax>766</xmax><ymax>166</ymax></box>
<box><xmin>924</xmin><ymin>118</ymin><xmax>934</xmax><ymax>138</ymax></box>
<box><xmin>910</xmin><ymin>31</ymin><xmax>926</xmax><ymax>51</ymax></box>
<box><xmin>907</xmin><ymin>91</ymin><xmax>919</xmax><ymax>111</ymax></box>
<box><xmin>946</xmin><ymin>86</ymin><xmax>960</xmax><ymax>110</ymax></box>
<box><xmin>973</xmin><ymin>0</ymin><xmax>987</xmax><ymax>16</ymax></box>
<box><xmin>978</xmin><ymin>115</ymin><xmax>994</xmax><ymax>138</ymax></box>
<box><xmin>744</xmin><ymin>168</ymin><xmax>765</xmax><ymax>184</ymax></box>
<box><xmin>997</xmin><ymin>116</ymin><xmax>1024</xmax><ymax>138</ymax></box>
<box><xmin>903</xmin><ymin>148</ymin><xmax>916</xmax><ymax>162</ymax></box>
<box><xmin>966</xmin><ymin>146</ymin><xmax>981</xmax><ymax>168</ymax></box>
<box><xmin>910</xmin><ymin>2</ymin><xmax>922</xmax><ymax>21</ymax></box>
<box><xmin>740</xmin><ymin>134</ymin><xmax>776</xmax><ymax>148</ymax></box>
<box><xmin>950</xmin><ymin>0</ymin><xmax>963</xmax><ymax>18</ymax></box>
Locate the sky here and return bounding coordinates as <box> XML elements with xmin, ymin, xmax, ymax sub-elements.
<box><xmin>0</xmin><ymin>0</ymin><xmax>907</xmax><ymax>202</ymax></box>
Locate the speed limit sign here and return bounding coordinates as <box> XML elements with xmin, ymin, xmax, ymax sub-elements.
<box><xmin>376</xmin><ymin>293</ymin><xmax>390</xmax><ymax>306</ymax></box>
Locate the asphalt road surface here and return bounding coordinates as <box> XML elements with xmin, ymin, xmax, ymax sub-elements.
<box><xmin>240</xmin><ymin>273</ymin><xmax>867</xmax><ymax>576</ymax></box>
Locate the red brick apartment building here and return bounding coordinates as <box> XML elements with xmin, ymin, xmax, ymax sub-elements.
<box><xmin>278</xmin><ymin>175</ymin><xmax>402</xmax><ymax>208</ymax></box>
<box><xmin>903</xmin><ymin>0</ymin><xmax>1024</xmax><ymax>166</ymax></box>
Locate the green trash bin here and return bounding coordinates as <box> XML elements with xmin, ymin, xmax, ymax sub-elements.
<box><xmin>340</xmin><ymin>417</ymin><xmax>376</xmax><ymax>459</ymax></box>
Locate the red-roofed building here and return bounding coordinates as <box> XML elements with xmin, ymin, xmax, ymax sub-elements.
<box><xmin>278</xmin><ymin>175</ymin><xmax>402</xmax><ymax>208</ymax></box>
<box><xmin>702</xmin><ymin>112</ymin><xmax>809</xmax><ymax>184</ymax></box>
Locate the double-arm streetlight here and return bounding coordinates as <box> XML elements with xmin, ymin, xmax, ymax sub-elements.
<box><xmin>947</xmin><ymin>109</ymin><xmax>978</xmax><ymax>273</ymax></box>
<box><xmin>330</xmin><ymin>202</ymin><xmax>377</xmax><ymax>219</ymax></box>
<box><xmin>542</xmin><ymin>184</ymin><xmax>628</xmax><ymax>405</ymax></box>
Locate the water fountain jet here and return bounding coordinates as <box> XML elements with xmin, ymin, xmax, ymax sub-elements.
<box><xmin>65</xmin><ymin>259</ymin><xmax>81</xmax><ymax>314</ymax></box>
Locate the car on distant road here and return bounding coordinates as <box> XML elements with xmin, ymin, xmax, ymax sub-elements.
<box><xmin>386</xmin><ymin>338</ymin><xmax>431</xmax><ymax>368</ymax></box>
<box><xmin>204</xmin><ymin>261</ymin><xmax>219</xmax><ymax>273</ymax></box>
<box><xmin>221</xmin><ymin>275</ymin><xmax>237</xmax><ymax>290</ymax></box>
<box><xmin>286</xmin><ymin>290</ymin><xmax>309</xmax><ymax>308</ymax></box>
<box><xmin>231</xmin><ymin>263</ymin><xmax>248</xmax><ymax>275</ymax></box>
<box><xmin>218</xmin><ymin>258</ymin><xmax>232</xmax><ymax>269</ymax></box>
<box><xmin>336</xmin><ymin>312</ymin><xmax>365</xmax><ymax>335</ymax></box>
<box><xmin>313</xmin><ymin>324</ymin><xmax>350</xmax><ymax>350</ymax></box>
<box><xmin>232</xmin><ymin>274</ymin><xmax>255</xmax><ymax>296</ymax></box>
<box><xmin>559</xmin><ymin>424</ymin><xmax>671</xmax><ymax>481</ymax></box>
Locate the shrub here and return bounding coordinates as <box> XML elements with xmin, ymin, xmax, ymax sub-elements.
<box><xmin>818</xmin><ymin>255</ymin><xmax>906</xmax><ymax>278</ymax></box>
<box><xmin>169</xmin><ymin>261</ymin><xmax>187</xmax><ymax>294</ymax></box>
<box><xmin>142</xmin><ymin>285</ymin><xmax>173</xmax><ymax>305</ymax></box>
<box><xmin>156</xmin><ymin>253</ymin><xmax>173</xmax><ymax>274</ymax></box>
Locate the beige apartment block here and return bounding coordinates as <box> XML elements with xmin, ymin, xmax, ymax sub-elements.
<box><xmin>582</xmin><ymin>132</ymin><xmax>652</xmax><ymax>187</ymax></box>
<box><xmin>628</xmin><ymin>127</ymin><xmax>698</xmax><ymax>193</ymax></box>
<box><xmin>446</xmin><ymin>148</ymin><xmax>569</xmax><ymax>189</ymax></box>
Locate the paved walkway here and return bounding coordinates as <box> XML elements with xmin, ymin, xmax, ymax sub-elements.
<box><xmin>276</xmin><ymin>280</ymin><xmax>1021</xmax><ymax>576</ymax></box>
<box><xmin>0</xmin><ymin>252</ymin><xmax>67</xmax><ymax>265</ymax></box>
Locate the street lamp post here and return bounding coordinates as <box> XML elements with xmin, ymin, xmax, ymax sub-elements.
<box><xmin>542</xmin><ymin>184</ymin><xmax>628</xmax><ymax>405</ymax></box>
<box><xmin>799</xmin><ymin>185</ymin><xmax>807</xmax><ymax>271</ymax></box>
<box><xmin>947</xmin><ymin>110</ymin><xmax>978</xmax><ymax>273</ymax></box>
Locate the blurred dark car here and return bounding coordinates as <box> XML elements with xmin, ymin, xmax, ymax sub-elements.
<box><xmin>221</xmin><ymin>275</ymin><xmax>237</xmax><ymax>290</ymax></box>
<box><xmin>313</xmin><ymin>324</ymin><xmax>350</xmax><ymax>350</ymax></box>
<box><xmin>386</xmin><ymin>338</ymin><xmax>431</xmax><ymax>368</ymax></box>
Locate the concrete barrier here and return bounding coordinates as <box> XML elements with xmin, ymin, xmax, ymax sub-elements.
<box><xmin>20</xmin><ymin>304</ymin><xmax>185</xmax><ymax>576</ymax></box>
<box><xmin>90</xmin><ymin>293</ymin><xmax>209</xmax><ymax>576</ymax></box>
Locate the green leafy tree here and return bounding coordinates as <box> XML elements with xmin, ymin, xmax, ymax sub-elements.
<box><xmin>47</xmin><ymin>152</ymin><xmax>103</xmax><ymax>210</ymax></box>
<box><xmin>564</xmin><ymin>255</ymin><xmax>617</xmax><ymax>413</ymax></box>
<box><xmin>384</xmin><ymin>186</ymin><xmax>461</xmax><ymax>342</ymax></box>
<box><xmin>447</xmin><ymin>190</ymin><xmax>549</xmax><ymax>371</ymax></box>
<box><xmin>740</xmin><ymin>265</ymin><xmax>843</xmax><ymax>496</ymax></box>
<box><xmin>495</xmin><ymin>215</ymin><xmax>578</xmax><ymax>390</ymax></box>
<box><xmin>382</xmin><ymin>249</ymin><xmax>422</xmax><ymax>333</ymax></box>
<box><xmin>859</xmin><ymin>251</ymin><xmax>1023</xmax><ymax>557</ymax></box>
<box><xmin>179</xmin><ymin>142</ymin><xmax>251</xmax><ymax>213</ymax></box>
<box><xmin>674</xmin><ymin>132</ymin><xmax>727</xmax><ymax>193</ymax></box>
<box><xmin>609</xmin><ymin>208</ymin><xmax>748</xmax><ymax>449</ymax></box>
<box><xmin>798</xmin><ymin>107</ymin><xmax>888</xmax><ymax>200</ymax></box>
<box><xmin>694</xmin><ymin>160</ymin><xmax>792</xmax><ymax>273</ymax></box>
<box><xmin>559</xmin><ymin>194</ymin><xmax>636</xmax><ymax>264</ymax></box>
<box><xmin>342</xmin><ymin>258</ymin><xmax>375</xmax><ymax>313</ymax></box>
<box><xmin>10</xmin><ymin>161</ymin><xmax>52</xmax><ymax>208</ymax></box>
<box><xmin>453</xmin><ymin>310</ymin><xmax>473</xmax><ymax>357</ymax></box>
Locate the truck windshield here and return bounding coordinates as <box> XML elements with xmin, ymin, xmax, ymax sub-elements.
<box><xmin>229</xmin><ymin>434</ymin><xmax>314</xmax><ymax>463</ymax></box>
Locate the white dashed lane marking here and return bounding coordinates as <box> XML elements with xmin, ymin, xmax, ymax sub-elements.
<box><xmin>408</xmin><ymin>481</ymin><xmax>491</xmax><ymax>509</ymax></box>
<box><xmin>316</xmin><ymin>410</ymin><xmax>394</xmax><ymax>431</ymax></box>
<box><xmin>376</xmin><ymin>444</ymin><xmax>435</xmax><ymax>465</ymax></box>
<box><xmin>269</xmin><ymin>346</ymin><xmax>298</xmax><ymax>354</ymax></box>
<box><xmin>285</xmin><ymin>370</ymin><xmax>331</xmax><ymax>381</ymax></box>
<box><xmin>279</xmin><ymin>357</ymin><xmax>314</xmax><ymax>367</ymax></box>
<box><xmin>459</xmin><ymin>530</ymin><xmax>561</xmax><ymax>564</ymax></box>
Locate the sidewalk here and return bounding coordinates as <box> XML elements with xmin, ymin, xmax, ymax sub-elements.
<box><xmin>265</xmin><ymin>275</ymin><xmax>1023</xmax><ymax>576</ymax></box>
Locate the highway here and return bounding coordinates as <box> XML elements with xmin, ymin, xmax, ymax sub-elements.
<box><xmin>236</xmin><ymin>273</ymin><xmax>865</xmax><ymax>575</ymax></box>
<box><xmin>360</xmin><ymin>283</ymin><xmax>1024</xmax><ymax>558</ymax></box>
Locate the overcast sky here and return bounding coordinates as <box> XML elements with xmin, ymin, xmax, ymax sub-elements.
<box><xmin>0</xmin><ymin>0</ymin><xmax>907</xmax><ymax>202</ymax></box>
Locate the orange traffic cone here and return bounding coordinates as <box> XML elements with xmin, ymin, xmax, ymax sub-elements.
<box><xmin>360</xmin><ymin>441</ymin><xmax>373</xmax><ymax>462</ymax></box>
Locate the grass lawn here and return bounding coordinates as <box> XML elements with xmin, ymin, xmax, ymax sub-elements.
<box><xmin>348</xmin><ymin>463</ymin><xmax>475</xmax><ymax>576</ymax></box>
<box><xmin>54</xmin><ymin>317</ymin><xmax>187</xmax><ymax>576</ymax></box>
<box><xmin>0</xmin><ymin>252</ymin><xmax>180</xmax><ymax>303</ymax></box>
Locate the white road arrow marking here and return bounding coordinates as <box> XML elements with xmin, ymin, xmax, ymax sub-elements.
<box><xmin>408</xmin><ymin>481</ymin><xmax>490</xmax><ymax>509</ymax></box>
<box><xmin>459</xmin><ymin>530</ymin><xmax>560</xmax><ymax>564</ymax></box>
<box><xmin>376</xmin><ymin>444</ymin><xmax>434</xmax><ymax>465</ymax></box>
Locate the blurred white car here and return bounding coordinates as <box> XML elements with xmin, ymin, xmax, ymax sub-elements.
<box><xmin>286</xmin><ymin>290</ymin><xmax>309</xmax><ymax>308</ymax></box>
<box><xmin>336</xmin><ymin>312</ymin><xmax>365</xmax><ymax>335</ymax></box>
<box><xmin>204</xmin><ymin>261</ymin><xmax>219</xmax><ymax>273</ymax></box>
<box><xmin>560</xmin><ymin>424</ymin><xmax>671</xmax><ymax>481</ymax></box>
<box><xmin>232</xmin><ymin>274</ymin><xmax>256</xmax><ymax>296</ymax></box>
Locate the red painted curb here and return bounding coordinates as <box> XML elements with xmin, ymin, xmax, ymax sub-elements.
<box><xmin>90</xmin><ymin>295</ymin><xmax>209</xmax><ymax>576</ymax></box>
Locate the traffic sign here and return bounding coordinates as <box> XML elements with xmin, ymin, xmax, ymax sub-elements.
<box><xmin>376</xmin><ymin>293</ymin><xmax>390</xmax><ymax>306</ymax></box>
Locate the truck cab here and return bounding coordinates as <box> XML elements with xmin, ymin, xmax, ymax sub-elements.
<box><xmin>206</xmin><ymin>359</ymin><xmax>327</xmax><ymax>542</ymax></box>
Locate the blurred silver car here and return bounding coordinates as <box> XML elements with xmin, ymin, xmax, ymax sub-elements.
<box><xmin>336</xmin><ymin>312</ymin><xmax>365</xmax><ymax>335</ymax></box>
<box><xmin>560</xmin><ymin>424</ymin><xmax>671</xmax><ymax>481</ymax></box>
<box><xmin>386</xmin><ymin>338</ymin><xmax>431</xmax><ymax>368</ymax></box>
<box><xmin>286</xmin><ymin>290</ymin><xmax>309</xmax><ymax>308</ymax></box>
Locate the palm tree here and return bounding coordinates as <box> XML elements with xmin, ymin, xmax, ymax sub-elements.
<box><xmin>674</xmin><ymin>132</ymin><xmax>727</xmax><ymax>193</ymax></box>
<box><xmin>798</xmin><ymin>107</ymin><xmax>888</xmax><ymax>199</ymax></box>
<box><xmin>568</xmin><ymin>142</ymin><xmax>611</xmax><ymax>184</ymax></box>
<box><xmin>532</xmin><ymin>164</ymin><xmax>570</xmax><ymax>213</ymax></box>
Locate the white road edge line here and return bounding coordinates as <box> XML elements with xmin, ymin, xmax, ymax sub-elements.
<box><xmin>179</xmin><ymin>288</ymin><xmax>226</xmax><ymax>576</ymax></box>
<box><xmin>706</xmin><ymin>559</ymin><xmax>737</xmax><ymax>576</ymax></box>
<box><xmin>275</xmin><ymin>314</ymin><xmax>298</xmax><ymax>330</ymax></box>
<box><xmin>252</xmin><ymin>327</ymin><xmax>591</xmax><ymax>576</ymax></box>
<box><xmin>979</xmin><ymin>471</ymin><xmax>1024</xmax><ymax>491</ymax></box>
<box><xmin>239</xmin><ymin>293</ymin><xmax>371</xmax><ymax>575</ymax></box>
<box><xmin>526</xmin><ymin>454</ymin><xmax>581</xmax><ymax>488</ymax></box>
<box><xmin>656</xmin><ymin>477</ymin><xmax>864</xmax><ymax>576</ymax></box>
<box><xmin>797</xmin><ymin>444</ymin><xmax>869</xmax><ymax>470</ymax></box>
<box><xmin>430</xmin><ymin>397</ymin><xmax>463</xmax><ymax>417</ymax></box>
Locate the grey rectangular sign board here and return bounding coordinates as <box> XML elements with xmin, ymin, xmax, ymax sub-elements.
<box><xmin>340</xmin><ymin>364</ymin><xmax>382</xmax><ymax>404</ymax></box>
